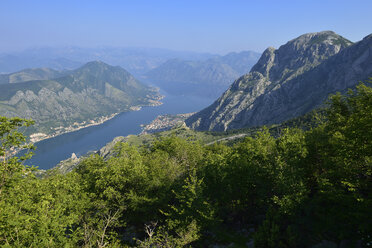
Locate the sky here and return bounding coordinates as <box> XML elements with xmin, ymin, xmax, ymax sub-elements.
<box><xmin>0</xmin><ymin>0</ymin><xmax>371</xmax><ymax>54</ymax></box>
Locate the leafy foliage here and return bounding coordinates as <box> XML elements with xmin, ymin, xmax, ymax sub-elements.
<box><xmin>0</xmin><ymin>81</ymin><xmax>371</xmax><ymax>247</ymax></box>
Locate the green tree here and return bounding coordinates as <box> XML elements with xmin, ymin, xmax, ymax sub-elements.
<box><xmin>0</xmin><ymin>117</ymin><xmax>89</xmax><ymax>247</ymax></box>
<box><xmin>254</xmin><ymin>82</ymin><xmax>372</xmax><ymax>247</ymax></box>
<box><xmin>0</xmin><ymin>117</ymin><xmax>34</xmax><ymax>197</ymax></box>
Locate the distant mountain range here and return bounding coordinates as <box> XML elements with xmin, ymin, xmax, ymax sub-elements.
<box><xmin>0</xmin><ymin>67</ymin><xmax>67</xmax><ymax>84</ymax></box>
<box><xmin>0</xmin><ymin>47</ymin><xmax>217</xmax><ymax>76</ymax></box>
<box><xmin>0</xmin><ymin>55</ymin><xmax>81</xmax><ymax>74</ymax></box>
<box><xmin>144</xmin><ymin>51</ymin><xmax>261</xmax><ymax>98</ymax></box>
<box><xmin>0</xmin><ymin>47</ymin><xmax>261</xmax><ymax>99</ymax></box>
<box><xmin>0</xmin><ymin>61</ymin><xmax>161</xmax><ymax>138</ymax></box>
<box><xmin>186</xmin><ymin>31</ymin><xmax>372</xmax><ymax>131</ymax></box>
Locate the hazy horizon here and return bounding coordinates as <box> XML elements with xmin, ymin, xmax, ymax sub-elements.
<box><xmin>0</xmin><ymin>44</ymin><xmax>247</xmax><ymax>56</ymax></box>
<box><xmin>1</xmin><ymin>0</ymin><xmax>371</xmax><ymax>54</ymax></box>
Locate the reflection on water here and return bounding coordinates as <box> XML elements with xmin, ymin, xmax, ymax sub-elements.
<box><xmin>25</xmin><ymin>92</ymin><xmax>214</xmax><ymax>170</ymax></box>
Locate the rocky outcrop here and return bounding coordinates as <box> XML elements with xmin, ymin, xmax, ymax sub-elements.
<box><xmin>186</xmin><ymin>31</ymin><xmax>371</xmax><ymax>131</ymax></box>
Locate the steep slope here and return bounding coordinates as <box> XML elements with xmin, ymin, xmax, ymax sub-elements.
<box><xmin>0</xmin><ymin>61</ymin><xmax>161</xmax><ymax>138</ymax></box>
<box><xmin>185</xmin><ymin>31</ymin><xmax>371</xmax><ymax>131</ymax></box>
<box><xmin>144</xmin><ymin>51</ymin><xmax>260</xmax><ymax>97</ymax></box>
<box><xmin>0</xmin><ymin>67</ymin><xmax>66</xmax><ymax>84</ymax></box>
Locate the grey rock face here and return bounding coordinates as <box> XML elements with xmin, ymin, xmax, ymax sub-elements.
<box><xmin>186</xmin><ymin>31</ymin><xmax>371</xmax><ymax>131</ymax></box>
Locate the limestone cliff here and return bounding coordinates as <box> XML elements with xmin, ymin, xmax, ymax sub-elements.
<box><xmin>186</xmin><ymin>31</ymin><xmax>371</xmax><ymax>131</ymax></box>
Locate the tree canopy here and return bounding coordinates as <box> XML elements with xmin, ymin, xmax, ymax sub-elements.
<box><xmin>0</xmin><ymin>82</ymin><xmax>371</xmax><ymax>247</ymax></box>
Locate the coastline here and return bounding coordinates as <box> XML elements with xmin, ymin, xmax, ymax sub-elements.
<box><xmin>28</xmin><ymin>91</ymin><xmax>165</xmax><ymax>144</ymax></box>
<box><xmin>21</xmin><ymin>93</ymin><xmax>214</xmax><ymax>170</ymax></box>
<box><xmin>8</xmin><ymin>92</ymin><xmax>165</xmax><ymax>159</ymax></box>
<box><xmin>29</xmin><ymin>112</ymin><xmax>120</xmax><ymax>143</ymax></box>
<box><xmin>140</xmin><ymin>112</ymin><xmax>194</xmax><ymax>135</ymax></box>
<box><xmin>10</xmin><ymin>113</ymin><xmax>123</xmax><ymax>158</ymax></box>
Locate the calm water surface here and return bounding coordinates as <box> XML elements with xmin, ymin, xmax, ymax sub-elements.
<box><xmin>25</xmin><ymin>91</ymin><xmax>214</xmax><ymax>170</ymax></box>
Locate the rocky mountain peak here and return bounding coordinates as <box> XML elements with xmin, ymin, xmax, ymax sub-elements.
<box><xmin>284</xmin><ymin>31</ymin><xmax>351</xmax><ymax>49</ymax></box>
<box><xmin>276</xmin><ymin>31</ymin><xmax>352</xmax><ymax>61</ymax></box>
<box><xmin>68</xmin><ymin>61</ymin><xmax>135</xmax><ymax>91</ymax></box>
<box><xmin>250</xmin><ymin>31</ymin><xmax>352</xmax><ymax>85</ymax></box>
<box><xmin>249</xmin><ymin>47</ymin><xmax>276</xmax><ymax>77</ymax></box>
<box><xmin>186</xmin><ymin>32</ymin><xmax>371</xmax><ymax>132</ymax></box>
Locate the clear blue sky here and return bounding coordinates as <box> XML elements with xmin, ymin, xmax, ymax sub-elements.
<box><xmin>0</xmin><ymin>0</ymin><xmax>371</xmax><ymax>54</ymax></box>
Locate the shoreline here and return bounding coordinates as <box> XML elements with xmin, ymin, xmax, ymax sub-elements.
<box><xmin>28</xmin><ymin>91</ymin><xmax>164</xmax><ymax>144</ymax></box>
<box><xmin>10</xmin><ymin>113</ymin><xmax>123</xmax><ymax>158</ymax></box>
<box><xmin>10</xmin><ymin>98</ymin><xmax>165</xmax><ymax>157</ymax></box>
<box><xmin>19</xmin><ymin>93</ymin><xmax>214</xmax><ymax>170</ymax></box>
<box><xmin>140</xmin><ymin>112</ymin><xmax>194</xmax><ymax>135</ymax></box>
<box><xmin>30</xmin><ymin>112</ymin><xmax>120</xmax><ymax>143</ymax></box>
<box><xmin>30</xmin><ymin>101</ymin><xmax>164</xmax><ymax>144</ymax></box>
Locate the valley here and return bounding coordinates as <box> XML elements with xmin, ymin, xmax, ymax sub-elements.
<box><xmin>11</xmin><ymin>31</ymin><xmax>372</xmax><ymax>174</ymax></box>
<box><xmin>1</xmin><ymin>22</ymin><xmax>371</xmax><ymax>246</ymax></box>
<box><xmin>143</xmin><ymin>51</ymin><xmax>260</xmax><ymax>98</ymax></box>
<box><xmin>23</xmin><ymin>91</ymin><xmax>214</xmax><ymax>170</ymax></box>
<box><xmin>0</xmin><ymin>61</ymin><xmax>163</xmax><ymax>139</ymax></box>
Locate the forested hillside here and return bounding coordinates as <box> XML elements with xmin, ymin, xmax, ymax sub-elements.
<box><xmin>0</xmin><ymin>81</ymin><xmax>371</xmax><ymax>247</ymax></box>
<box><xmin>0</xmin><ymin>61</ymin><xmax>161</xmax><ymax>139</ymax></box>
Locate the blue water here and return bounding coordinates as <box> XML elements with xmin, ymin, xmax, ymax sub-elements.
<box><xmin>24</xmin><ymin>91</ymin><xmax>214</xmax><ymax>170</ymax></box>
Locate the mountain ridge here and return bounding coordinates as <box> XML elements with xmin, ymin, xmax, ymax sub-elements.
<box><xmin>0</xmin><ymin>67</ymin><xmax>67</xmax><ymax>85</ymax></box>
<box><xmin>186</xmin><ymin>31</ymin><xmax>370</xmax><ymax>131</ymax></box>
<box><xmin>0</xmin><ymin>61</ymin><xmax>161</xmax><ymax>138</ymax></box>
<box><xmin>0</xmin><ymin>47</ymin><xmax>218</xmax><ymax>76</ymax></box>
<box><xmin>144</xmin><ymin>51</ymin><xmax>260</xmax><ymax>97</ymax></box>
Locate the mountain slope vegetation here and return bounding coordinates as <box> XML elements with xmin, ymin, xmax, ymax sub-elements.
<box><xmin>0</xmin><ymin>81</ymin><xmax>371</xmax><ymax>247</ymax></box>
